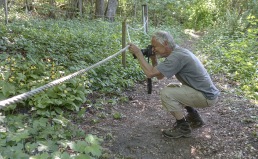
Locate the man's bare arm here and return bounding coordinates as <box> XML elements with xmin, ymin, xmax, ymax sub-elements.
<box><xmin>129</xmin><ymin>43</ymin><xmax>164</xmax><ymax>79</ymax></box>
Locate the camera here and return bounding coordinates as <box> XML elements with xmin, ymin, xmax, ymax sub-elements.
<box><xmin>141</xmin><ymin>45</ymin><xmax>154</xmax><ymax>57</ymax></box>
<box><xmin>133</xmin><ymin>45</ymin><xmax>154</xmax><ymax>59</ymax></box>
<box><xmin>132</xmin><ymin>45</ymin><xmax>154</xmax><ymax>94</ymax></box>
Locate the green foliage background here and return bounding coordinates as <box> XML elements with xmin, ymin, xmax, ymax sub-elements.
<box><xmin>0</xmin><ymin>19</ymin><xmax>148</xmax><ymax>158</ymax></box>
<box><xmin>198</xmin><ymin>15</ymin><xmax>258</xmax><ymax>100</ymax></box>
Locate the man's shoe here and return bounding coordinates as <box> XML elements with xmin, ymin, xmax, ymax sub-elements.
<box><xmin>185</xmin><ymin>111</ymin><xmax>204</xmax><ymax>128</ymax></box>
<box><xmin>162</xmin><ymin>122</ymin><xmax>191</xmax><ymax>138</ymax></box>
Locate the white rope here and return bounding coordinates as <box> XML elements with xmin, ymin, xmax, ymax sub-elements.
<box><xmin>126</xmin><ymin>24</ymin><xmax>131</xmax><ymax>42</ymax></box>
<box><xmin>1</xmin><ymin>18</ymin><xmax>150</xmax><ymax>109</ymax></box>
<box><xmin>0</xmin><ymin>45</ymin><xmax>130</xmax><ymax>109</ymax></box>
<box><xmin>126</xmin><ymin>17</ymin><xmax>149</xmax><ymax>42</ymax></box>
<box><xmin>127</xmin><ymin>17</ymin><xmax>148</xmax><ymax>31</ymax></box>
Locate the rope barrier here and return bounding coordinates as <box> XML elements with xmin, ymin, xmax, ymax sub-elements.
<box><xmin>126</xmin><ymin>25</ymin><xmax>132</xmax><ymax>42</ymax></box>
<box><xmin>0</xmin><ymin>45</ymin><xmax>130</xmax><ymax>109</ymax></box>
<box><xmin>126</xmin><ymin>18</ymin><xmax>149</xmax><ymax>42</ymax></box>
<box><xmin>0</xmin><ymin>15</ymin><xmax>148</xmax><ymax>109</ymax></box>
<box><xmin>127</xmin><ymin>17</ymin><xmax>148</xmax><ymax>32</ymax></box>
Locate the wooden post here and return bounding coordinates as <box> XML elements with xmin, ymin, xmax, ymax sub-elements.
<box><xmin>4</xmin><ymin>0</ymin><xmax>8</xmax><ymax>25</ymax></box>
<box><xmin>142</xmin><ymin>4</ymin><xmax>148</xmax><ymax>34</ymax></box>
<box><xmin>122</xmin><ymin>19</ymin><xmax>126</xmax><ymax>68</ymax></box>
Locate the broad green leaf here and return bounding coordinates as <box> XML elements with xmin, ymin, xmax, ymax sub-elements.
<box><xmin>12</xmin><ymin>129</ymin><xmax>30</xmax><ymax>142</ymax></box>
<box><xmin>2</xmin><ymin>82</ymin><xmax>15</xmax><ymax>97</ymax></box>
<box><xmin>38</xmin><ymin>140</ymin><xmax>58</xmax><ymax>152</ymax></box>
<box><xmin>0</xmin><ymin>138</ymin><xmax>7</xmax><ymax>147</ymax></box>
<box><xmin>53</xmin><ymin>99</ymin><xmax>63</xmax><ymax>105</ymax></box>
<box><xmin>30</xmin><ymin>152</ymin><xmax>49</xmax><ymax>159</ymax></box>
<box><xmin>73</xmin><ymin>140</ymin><xmax>88</xmax><ymax>153</ymax></box>
<box><xmin>52</xmin><ymin>116</ymin><xmax>69</xmax><ymax>126</ymax></box>
<box><xmin>0</xmin><ymin>93</ymin><xmax>5</xmax><ymax>100</ymax></box>
<box><xmin>85</xmin><ymin>134</ymin><xmax>101</xmax><ymax>145</ymax></box>
<box><xmin>16</xmin><ymin>73</ymin><xmax>26</xmax><ymax>82</ymax></box>
<box><xmin>25</xmin><ymin>142</ymin><xmax>39</xmax><ymax>153</ymax></box>
<box><xmin>54</xmin><ymin>107</ymin><xmax>63</xmax><ymax>114</ymax></box>
<box><xmin>74</xmin><ymin>154</ymin><xmax>92</xmax><ymax>159</ymax></box>
<box><xmin>53</xmin><ymin>151</ymin><xmax>71</xmax><ymax>159</ymax></box>
<box><xmin>0</xmin><ymin>115</ymin><xmax>6</xmax><ymax>124</ymax></box>
<box><xmin>84</xmin><ymin>145</ymin><xmax>102</xmax><ymax>157</ymax></box>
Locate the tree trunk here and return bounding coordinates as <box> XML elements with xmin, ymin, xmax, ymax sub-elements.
<box><xmin>78</xmin><ymin>0</ymin><xmax>82</xmax><ymax>16</ymax></box>
<box><xmin>95</xmin><ymin>0</ymin><xmax>104</xmax><ymax>19</ymax></box>
<box><xmin>4</xmin><ymin>0</ymin><xmax>8</xmax><ymax>24</ymax></box>
<box><xmin>0</xmin><ymin>0</ymin><xmax>4</xmax><ymax>8</ymax></box>
<box><xmin>49</xmin><ymin>0</ymin><xmax>56</xmax><ymax>18</ymax></box>
<box><xmin>105</xmin><ymin>0</ymin><xmax>118</xmax><ymax>22</ymax></box>
<box><xmin>89</xmin><ymin>0</ymin><xmax>94</xmax><ymax>19</ymax></box>
<box><xmin>66</xmin><ymin>0</ymin><xmax>79</xmax><ymax>19</ymax></box>
<box><xmin>24</xmin><ymin>0</ymin><xmax>35</xmax><ymax>12</ymax></box>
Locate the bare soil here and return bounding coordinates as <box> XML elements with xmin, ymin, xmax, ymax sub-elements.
<box><xmin>82</xmin><ymin>37</ymin><xmax>258</xmax><ymax>159</ymax></box>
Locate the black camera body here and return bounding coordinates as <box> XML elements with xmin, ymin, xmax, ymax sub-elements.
<box><xmin>141</xmin><ymin>45</ymin><xmax>153</xmax><ymax>57</ymax></box>
<box><xmin>133</xmin><ymin>45</ymin><xmax>154</xmax><ymax>59</ymax></box>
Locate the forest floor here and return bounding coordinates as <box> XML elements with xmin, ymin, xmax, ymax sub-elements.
<box><xmin>82</xmin><ymin>35</ymin><xmax>258</xmax><ymax>159</ymax></box>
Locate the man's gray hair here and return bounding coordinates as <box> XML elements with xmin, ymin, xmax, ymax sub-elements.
<box><xmin>152</xmin><ymin>31</ymin><xmax>176</xmax><ymax>49</ymax></box>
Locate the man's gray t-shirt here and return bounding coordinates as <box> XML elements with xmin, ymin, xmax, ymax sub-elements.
<box><xmin>157</xmin><ymin>45</ymin><xmax>220</xmax><ymax>100</ymax></box>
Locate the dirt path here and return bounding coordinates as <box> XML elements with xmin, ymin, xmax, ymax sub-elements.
<box><xmin>82</xmin><ymin>38</ymin><xmax>258</xmax><ymax>159</ymax></box>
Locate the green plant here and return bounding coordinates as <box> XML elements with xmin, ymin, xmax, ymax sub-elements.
<box><xmin>0</xmin><ymin>18</ymin><xmax>147</xmax><ymax>157</ymax></box>
<box><xmin>198</xmin><ymin>15</ymin><xmax>258</xmax><ymax>100</ymax></box>
<box><xmin>0</xmin><ymin>113</ymin><xmax>102</xmax><ymax>158</ymax></box>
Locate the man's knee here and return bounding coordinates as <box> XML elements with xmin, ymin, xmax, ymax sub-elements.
<box><xmin>160</xmin><ymin>87</ymin><xmax>173</xmax><ymax>101</ymax></box>
<box><xmin>160</xmin><ymin>87</ymin><xmax>167</xmax><ymax>97</ymax></box>
<box><xmin>160</xmin><ymin>83</ymin><xmax>182</xmax><ymax>99</ymax></box>
<box><xmin>160</xmin><ymin>87</ymin><xmax>182</xmax><ymax>111</ymax></box>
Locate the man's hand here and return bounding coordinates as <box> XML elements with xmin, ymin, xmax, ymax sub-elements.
<box><xmin>128</xmin><ymin>43</ymin><xmax>142</xmax><ymax>58</ymax></box>
<box><xmin>150</xmin><ymin>55</ymin><xmax>158</xmax><ymax>67</ymax></box>
<box><xmin>128</xmin><ymin>43</ymin><xmax>164</xmax><ymax>79</ymax></box>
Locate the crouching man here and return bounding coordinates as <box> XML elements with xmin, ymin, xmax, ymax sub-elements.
<box><xmin>128</xmin><ymin>31</ymin><xmax>220</xmax><ymax>138</ymax></box>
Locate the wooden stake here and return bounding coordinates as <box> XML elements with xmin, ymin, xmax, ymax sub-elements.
<box><xmin>122</xmin><ymin>19</ymin><xmax>127</xmax><ymax>68</ymax></box>
<box><xmin>142</xmin><ymin>4</ymin><xmax>148</xmax><ymax>34</ymax></box>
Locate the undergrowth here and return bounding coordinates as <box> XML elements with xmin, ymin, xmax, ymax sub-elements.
<box><xmin>0</xmin><ymin>19</ymin><xmax>149</xmax><ymax>158</ymax></box>
<box><xmin>0</xmin><ymin>13</ymin><xmax>257</xmax><ymax>158</ymax></box>
<box><xmin>197</xmin><ymin>15</ymin><xmax>257</xmax><ymax>101</ymax></box>
<box><xmin>0</xmin><ymin>17</ymin><xmax>186</xmax><ymax>158</ymax></box>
